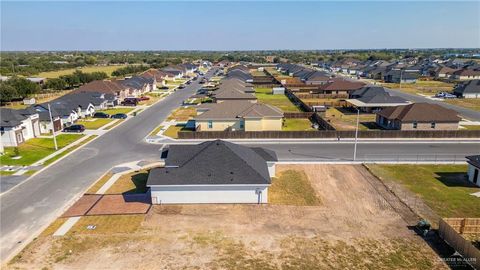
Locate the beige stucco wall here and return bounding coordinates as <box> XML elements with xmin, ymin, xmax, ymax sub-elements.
<box><xmin>196</xmin><ymin>120</ymin><xmax>241</xmax><ymax>131</ymax></box>
<box><xmin>262</xmin><ymin>117</ymin><xmax>282</xmax><ymax>131</ymax></box>
<box><xmin>400</xmin><ymin>122</ymin><xmax>459</xmax><ymax>131</ymax></box>
<box><xmin>245</xmin><ymin>119</ymin><xmax>262</xmax><ymax>131</ymax></box>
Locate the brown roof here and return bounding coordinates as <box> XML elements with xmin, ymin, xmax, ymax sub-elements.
<box><xmin>75</xmin><ymin>80</ymin><xmax>128</xmax><ymax>95</ymax></box>
<box><xmin>195</xmin><ymin>101</ymin><xmax>283</xmax><ymax>120</ymax></box>
<box><xmin>140</xmin><ymin>69</ymin><xmax>167</xmax><ymax>81</ymax></box>
<box><xmin>453</xmin><ymin>69</ymin><xmax>480</xmax><ymax>76</ymax></box>
<box><xmin>377</xmin><ymin>103</ymin><xmax>461</xmax><ymax>123</ymax></box>
<box><xmin>318</xmin><ymin>80</ymin><xmax>365</xmax><ymax>91</ymax></box>
<box><xmin>436</xmin><ymin>66</ymin><xmax>457</xmax><ymax>75</ymax></box>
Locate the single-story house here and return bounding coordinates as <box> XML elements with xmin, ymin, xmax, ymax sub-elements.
<box><xmin>272</xmin><ymin>87</ymin><xmax>285</xmax><ymax>95</ymax></box>
<box><xmin>312</xmin><ymin>80</ymin><xmax>365</xmax><ymax>95</ymax></box>
<box><xmin>346</xmin><ymin>86</ymin><xmax>410</xmax><ymax>112</ymax></box>
<box><xmin>76</xmin><ymin>80</ymin><xmax>130</xmax><ymax>100</ymax></box>
<box><xmin>435</xmin><ymin>66</ymin><xmax>457</xmax><ymax>78</ymax></box>
<box><xmin>118</xmin><ymin>76</ymin><xmax>156</xmax><ymax>96</ymax></box>
<box><xmin>451</xmin><ymin>69</ymin><xmax>480</xmax><ymax>81</ymax></box>
<box><xmin>453</xmin><ymin>79</ymin><xmax>480</xmax><ymax>98</ymax></box>
<box><xmin>213</xmin><ymin>87</ymin><xmax>257</xmax><ymax>103</ymax></box>
<box><xmin>383</xmin><ymin>70</ymin><xmax>419</xmax><ymax>83</ymax></box>
<box><xmin>466</xmin><ymin>155</ymin><xmax>480</xmax><ymax>187</ymax></box>
<box><xmin>140</xmin><ymin>69</ymin><xmax>167</xmax><ymax>87</ymax></box>
<box><xmin>147</xmin><ymin>140</ymin><xmax>277</xmax><ymax>204</ymax></box>
<box><xmin>376</xmin><ymin>103</ymin><xmax>461</xmax><ymax>130</ymax></box>
<box><xmin>195</xmin><ymin>101</ymin><xmax>284</xmax><ymax>131</ymax></box>
<box><xmin>0</xmin><ymin>108</ymin><xmax>40</xmax><ymax>146</ymax></box>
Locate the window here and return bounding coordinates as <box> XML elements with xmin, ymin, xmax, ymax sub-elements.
<box><xmin>431</xmin><ymin>122</ymin><xmax>436</xmax><ymax>129</ymax></box>
<box><xmin>208</xmin><ymin>121</ymin><xmax>213</xmax><ymax>129</ymax></box>
<box><xmin>412</xmin><ymin>122</ymin><xmax>417</xmax><ymax>129</ymax></box>
<box><xmin>240</xmin><ymin>120</ymin><xmax>244</xmax><ymax>129</ymax></box>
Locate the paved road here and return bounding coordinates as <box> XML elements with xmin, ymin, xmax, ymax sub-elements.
<box><xmin>385</xmin><ymin>88</ymin><xmax>480</xmax><ymax>121</ymax></box>
<box><xmin>1</xmin><ymin>67</ymin><xmax>480</xmax><ymax>262</ymax></box>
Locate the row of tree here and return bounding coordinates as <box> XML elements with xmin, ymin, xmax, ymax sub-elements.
<box><xmin>0</xmin><ymin>77</ymin><xmax>41</xmax><ymax>103</ymax></box>
<box><xmin>111</xmin><ymin>65</ymin><xmax>149</xmax><ymax>77</ymax></box>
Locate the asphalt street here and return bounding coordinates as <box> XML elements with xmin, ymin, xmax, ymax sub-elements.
<box><xmin>1</xmin><ymin>67</ymin><xmax>479</xmax><ymax>262</ymax></box>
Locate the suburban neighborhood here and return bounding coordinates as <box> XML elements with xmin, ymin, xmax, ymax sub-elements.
<box><xmin>1</xmin><ymin>1</ymin><xmax>480</xmax><ymax>269</ymax></box>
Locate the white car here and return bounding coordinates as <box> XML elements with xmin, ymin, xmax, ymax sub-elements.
<box><xmin>435</xmin><ymin>92</ymin><xmax>456</xmax><ymax>99</ymax></box>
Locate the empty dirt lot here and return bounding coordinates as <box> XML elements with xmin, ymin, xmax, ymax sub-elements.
<box><xmin>8</xmin><ymin>165</ymin><xmax>446</xmax><ymax>269</ymax></box>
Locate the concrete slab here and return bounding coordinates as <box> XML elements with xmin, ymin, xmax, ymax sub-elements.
<box><xmin>53</xmin><ymin>217</ymin><xmax>81</xmax><ymax>236</ymax></box>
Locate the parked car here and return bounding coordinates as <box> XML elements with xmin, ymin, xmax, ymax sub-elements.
<box><xmin>111</xmin><ymin>113</ymin><xmax>128</xmax><ymax>119</ymax></box>
<box><xmin>93</xmin><ymin>112</ymin><xmax>110</xmax><ymax>118</ymax></box>
<box><xmin>178</xmin><ymin>84</ymin><xmax>186</xmax><ymax>89</ymax></box>
<box><xmin>186</xmin><ymin>81</ymin><xmax>192</xmax><ymax>85</ymax></box>
<box><xmin>192</xmin><ymin>77</ymin><xmax>197</xmax><ymax>81</ymax></box>
<box><xmin>63</xmin><ymin>124</ymin><xmax>85</xmax><ymax>133</ymax></box>
<box><xmin>138</xmin><ymin>96</ymin><xmax>150</xmax><ymax>101</ymax></box>
<box><xmin>159</xmin><ymin>86</ymin><xmax>169</xmax><ymax>90</ymax></box>
<box><xmin>121</xmin><ymin>98</ymin><xmax>138</xmax><ymax>106</ymax></box>
<box><xmin>435</xmin><ymin>92</ymin><xmax>456</xmax><ymax>99</ymax></box>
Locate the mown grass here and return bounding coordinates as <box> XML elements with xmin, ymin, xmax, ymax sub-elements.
<box><xmin>97</xmin><ymin>108</ymin><xmax>134</xmax><ymax>115</ymax></box>
<box><xmin>35</xmin><ymin>65</ymin><xmax>128</xmax><ymax>78</ymax></box>
<box><xmin>445</xmin><ymin>98</ymin><xmax>480</xmax><ymax>112</ymax></box>
<box><xmin>282</xmin><ymin>118</ymin><xmax>315</xmax><ymax>131</ymax></box>
<box><xmin>163</xmin><ymin>124</ymin><xmax>193</xmax><ymax>139</ymax></box>
<box><xmin>269</xmin><ymin>170</ymin><xmax>321</xmax><ymax>206</ymax></box>
<box><xmin>166</xmin><ymin>107</ymin><xmax>197</xmax><ymax>121</ymax></box>
<box><xmin>0</xmin><ymin>134</ymin><xmax>83</xmax><ymax>166</ymax></box>
<box><xmin>43</xmin><ymin>135</ymin><xmax>97</xmax><ymax>166</ymax></box>
<box><xmin>149</xmin><ymin>125</ymin><xmax>163</xmax><ymax>136</ymax></box>
<box><xmin>255</xmin><ymin>87</ymin><xmax>300</xmax><ymax>112</ymax></box>
<box><xmin>105</xmin><ymin>170</ymin><xmax>149</xmax><ymax>194</ymax></box>
<box><xmin>367</xmin><ymin>164</ymin><xmax>480</xmax><ymax>217</ymax></box>
<box><xmin>86</xmin><ymin>172</ymin><xmax>115</xmax><ymax>194</ymax></box>
<box><xmin>324</xmin><ymin>107</ymin><xmax>378</xmax><ymax>130</ymax></box>
<box><xmin>69</xmin><ymin>215</ymin><xmax>144</xmax><ymax>235</ymax></box>
<box><xmin>76</xmin><ymin>118</ymin><xmax>113</xmax><ymax>129</ymax></box>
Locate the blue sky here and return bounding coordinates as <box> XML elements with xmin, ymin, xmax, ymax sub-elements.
<box><xmin>1</xmin><ymin>1</ymin><xmax>479</xmax><ymax>51</ymax></box>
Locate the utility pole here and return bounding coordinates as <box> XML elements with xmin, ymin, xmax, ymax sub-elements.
<box><xmin>353</xmin><ymin>108</ymin><xmax>360</xmax><ymax>161</ymax></box>
<box><xmin>399</xmin><ymin>69</ymin><xmax>403</xmax><ymax>89</ymax></box>
<box><xmin>48</xmin><ymin>103</ymin><xmax>58</xmax><ymax>150</ymax></box>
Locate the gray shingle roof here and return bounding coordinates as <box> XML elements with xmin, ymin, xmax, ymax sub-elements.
<box><xmin>147</xmin><ymin>140</ymin><xmax>275</xmax><ymax>186</ymax></box>
<box><xmin>0</xmin><ymin>108</ymin><xmax>29</xmax><ymax>127</ymax></box>
<box><xmin>195</xmin><ymin>100</ymin><xmax>283</xmax><ymax>120</ymax></box>
<box><xmin>454</xmin><ymin>79</ymin><xmax>480</xmax><ymax>95</ymax></box>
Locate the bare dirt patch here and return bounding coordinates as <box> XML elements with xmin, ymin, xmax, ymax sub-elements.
<box><xmin>8</xmin><ymin>165</ymin><xmax>446</xmax><ymax>269</ymax></box>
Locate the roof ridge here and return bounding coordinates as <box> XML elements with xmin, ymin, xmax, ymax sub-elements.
<box><xmin>223</xmin><ymin>142</ymin><xmax>270</xmax><ymax>183</ymax></box>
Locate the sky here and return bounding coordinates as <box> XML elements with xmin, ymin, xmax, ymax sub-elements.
<box><xmin>1</xmin><ymin>1</ymin><xmax>479</xmax><ymax>51</ymax></box>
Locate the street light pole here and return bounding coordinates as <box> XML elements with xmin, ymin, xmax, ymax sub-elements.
<box><xmin>399</xmin><ymin>69</ymin><xmax>403</xmax><ymax>89</ymax></box>
<box><xmin>353</xmin><ymin>108</ymin><xmax>360</xmax><ymax>161</ymax></box>
<box><xmin>48</xmin><ymin>103</ymin><xmax>58</xmax><ymax>150</ymax></box>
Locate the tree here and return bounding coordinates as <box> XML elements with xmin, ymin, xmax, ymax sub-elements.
<box><xmin>0</xmin><ymin>83</ymin><xmax>18</xmax><ymax>102</ymax></box>
<box><xmin>7</xmin><ymin>77</ymin><xmax>40</xmax><ymax>98</ymax></box>
<box><xmin>44</xmin><ymin>78</ymin><xmax>67</xmax><ymax>90</ymax></box>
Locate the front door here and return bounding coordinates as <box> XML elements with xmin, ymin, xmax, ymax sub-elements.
<box><xmin>473</xmin><ymin>168</ymin><xmax>479</xmax><ymax>185</ymax></box>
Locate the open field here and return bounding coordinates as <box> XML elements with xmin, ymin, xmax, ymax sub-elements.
<box><xmin>367</xmin><ymin>164</ymin><xmax>480</xmax><ymax>219</ymax></box>
<box><xmin>255</xmin><ymin>87</ymin><xmax>301</xmax><ymax>112</ymax></box>
<box><xmin>166</xmin><ymin>107</ymin><xmax>196</xmax><ymax>121</ymax></box>
<box><xmin>76</xmin><ymin>118</ymin><xmax>114</xmax><ymax>129</ymax></box>
<box><xmin>282</xmin><ymin>118</ymin><xmax>315</xmax><ymax>131</ymax></box>
<box><xmin>445</xmin><ymin>98</ymin><xmax>480</xmax><ymax>112</ymax></box>
<box><xmin>1</xmin><ymin>90</ymin><xmax>73</xmax><ymax>109</ymax></box>
<box><xmin>8</xmin><ymin>165</ymin><xmax>446</xmax><ymax>269</ymax></box>
<box><xmin>0</xmin><ymin>134</ymin><xmax>83</xmax><ymax>166</ymax></box>
<box><xmin>35</xmin><ymin>65</ymin><xmax>128</xmax><ymax>78</ymax></box>
<box><xmin>381</xmin><ymin>80</ymin><xmax>454</xmax><ymax>96</ymax></box>
<box><xmin>324</xmin><ymin>107</ymin><xmax>378</xmax><ymax>130</ymax></box>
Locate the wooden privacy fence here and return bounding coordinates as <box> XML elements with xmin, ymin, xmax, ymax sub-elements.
<box><xmin>439</xmin><ymin>218</ymin><xmax>480</xmax><ymax>269</ymax></box>
<box><xmin>295</xmin><ymin>93</ymin><xmax>348</xmax><ymax>99</ymax></box>
<box><xmin>283</xmin><ymin>112</ymin><xmax>314</xmax><ymax>119</ymax></box>
<box><xmin>178</xmin><ymin>129</ymin><xmax>480</xmax><ymax>139</ymax></box>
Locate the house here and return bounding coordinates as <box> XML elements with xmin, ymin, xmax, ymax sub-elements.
<box><xmin>118</xmin><ymin>76</ymin><xmax>156</xmax><ymax>96</ymax></box>
<box><xmin>195</xmin><ymin>101</ymin><xmax>283</xmax><ymax>131</ymax></box>
<box><xmin>302</xmin><ymin>71</ymin><xmax>331</xmax><ymax>85</ymax></box>
<box><xmin>212</xmin><ymin>78</ymin><xmax>257</xmax><ymax>103</ymax></box>
<box><xmin>140</xmin><ymin>69</ymin><xmax>167</xmax><ymax>87</ymax></box>
<box><xmin>451</xmin><ymin>69</ymin><xmax>480</xmax><ymax>80</ymax></box>
<box><xmin>226</xmin><ymin>69</ymin><xmax>253</xmax><ymax>82</ymax></box>
<box><xmin>312</xmin><ymin>80</ymin><xmax>365</xmax><ymax>95</ymax></box>
<box><xmin>383</xmin><ymin>70</ymin><xmax>419</xmax><ymax>83</ymax></box>
<box><xmin>453</xmin><ymin>79</ymin><xmax>480</xmax><ymax>98</ymax></box>
<box><xmin>272</xmin><ymin>87</ymin><xmax>285</xmax><ymax>95</ymax></box>
<box><xmin>147</xmin><ymin>140</ymin><xmax>276</xmax><ymax>204</ymax></box>
<box><xmin>466</xmin><ymin>155</ymin><xmax>480</xmax><ymax>187</ymax></box>
<box><xmin>161</xmin><ymin>67</ymin><xmax>184</xmax><ymax>80</ymax></box>
<box><xmin>376</xmin><ymin>103</ymin><xmax>461</xmax><ymax>130</ymax></box>
<box><xmin>346</xmin><ymin>86</ymin><xmax>410</xmax><ymax>112</ymax></box>
<box><xmin>0</xmin><ymin>108</ymin><xmax>40</xmax><ymax>146</ymax></box>
<box><xmin>26</xmin><ymin>77</ymin><xmax>46</xmax><ymax>85</ymax></box>
<box><xmin>435</xmin><ymin>66</ymin><xmax>457</xmax><ymax>78</ymax></box>
<box><xmin>76</xmin><ymin>80</ymin><xmax>129</xmax><ymax>100</ymax></box>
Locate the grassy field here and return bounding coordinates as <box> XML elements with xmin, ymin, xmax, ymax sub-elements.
<box><xmin>269</xmin><ymin>169</ymin><xmax>321</xmax><ymax>205</ymax></box>
<box><xmin>105</xmin><ymin>170</ymin><xmax>149</xmax><ymax>194</ymax></box>
<box><xmin>282</xmin><ymin>118</ymin><xmax>315</xmax><ymax>131</ymax></box>
<box><xmin>445</xmin><ymin>98</ymin><xmax>480</xmax><ymax>112</ymax></box>
<box><xmin>381</xmin><ymin>80</ymin><xmax>454</xmax><ymax>96</ymax></box>
<box><xmin>97</xmin><ymin>108</ymin><xmax>134</xmax><ymax>115</ymax></box>
<box><xmin>1</xmin><ymin>90</ymin><xmax>73</xmax><ymax>109</ymax></box>
<box><xmin>462</xmin><ymin>125</ymin><xmax>480</xmax><ymax>130</ymax></box>
<box><xmin>35</xmin><ymin>65</ymin><xmax>128</xmax><ymax>78</ymax></box>
<box><xmin>367</xmin><ymin>164</ymin><xmax>480</xmax><ymax>218</ymax></box>
<box><xmin>166</xmin><ymin>107</ymin><xmax>197</xmax><ymax>121</ymax></box>
<box><xmin>163</xmin><ymin>124</ymin><xmax>191</xmax><ymax>139</ymax></box>
<box><xmin>86</xmin><ymin>172</ymin><xmax>115</xmax><ymax>194</ymax></box>
<box><xmin>324</xmin><ymin>107</ymin><xmax>378</xmax><ymax>130</ymax></box>
<box><xmin>42</xmin><ymin>135</ymin><xmax>97</xmax><ymax>166</ymax></box>
<box><xmin>0</xmin><ymin>134</ymin><xmax>83</xmax><ymax>166</ymax></box>
<box><xmin>255</xmin><ymin>87</ymin><xmax>301</xmax><ymax>112</ymax></box>
<box><xmin>76</xmin><ymin>118</ymin><xmax>113</xmax><ymax>129</ymax></box>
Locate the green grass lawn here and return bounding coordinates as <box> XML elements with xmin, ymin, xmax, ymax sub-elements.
<box><xmin>325</xmin><ymin>108</ymin><xmax>378</xmax><ymax>130</ymax></box>
<box><xmin>0</xmin><ymin>134</ymin><xmax>83</xmax><ymax>166</ymax></box>
<box><xmin>461</xmin><ymin>125</ymin><xmax>480</xmax><ymax>130</ymax></box>
<box><xmin>283</xmin><ymin>118</ymin><xmax>315</xmax><ymax>131</ymax></box>
<box><xmin>42</xmin><ymin>135</ymin><xmax>97</xmax><ymax>166</ymax></box>
<box><xmin>367</xmin><ymin>164</ymin><xmax>480</xmax><ymax>218</ymax></box>
<box><xmin>76</xmin><ymin>118</ymin><xmax>113</xmax><ymax>129</ymax></box>
<box><xmin>269</xmin><ymin>169</ymin><xmax>321</xmax><ymax>205</ymax></box>
<box><xmin>35</xmin><ymin>65</ymin><xmax>128</xmax><ymax>78</ymax></box>
<box><xmin>163</xmin><ymin>124</ymin><xmax>193</xmax><ymax>139</ymax></box>
<box><xmin>255</xmin><ymin>87</ymin><xmax>301</xmax><ymax>112</ymax></box>
<box><xmin>97</xmin><ymin>108</ymin><xmax>134</xmax><ymax>115</ymax></box>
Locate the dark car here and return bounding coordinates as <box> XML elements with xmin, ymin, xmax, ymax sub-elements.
<box><xmin>159</xmin><ymin>86</ymin><xmax>169</xmax><ymax>90</ymax></box>
<box><xmin>93</xmin><ymin>112</ymin><xmax>110</xmax><ymax>118</ymax></box>
<box><xmin>186</xmin><ymin>81</ymin><xmax>192</xmax><ymax>85</ymax></box>
<box><xmin>121</xmin><ymin>98</ymin><xmax>138</xmax><ymax>106</ymax></box>
<box><xmin>178</xmin><ymin>85</ymin><xmax>185</xmax><ymax>89</ymax></box>
<box><xmin>63</xmin><ymin>124</ymin><xmax>85</xmax><ymax>133</ymax></box>
<box><xmin>192</xmin><ymin>77</ymin><xmax>197</xmax><ymax>81</ymax></box>
<box><xmin>111</xmin><ymin>113</ymin><xmax>128</xmax><ymax>119</ymax></box>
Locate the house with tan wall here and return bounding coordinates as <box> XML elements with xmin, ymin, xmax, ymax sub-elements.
<box><xmin>195</xmin><ymin>101</ymin><xmax>283</xmax><ymax>131</ymax></box>
<box><xmin>376</xmin><ymin>103</ymin><xmax>461</xmax><ymax>131</ymax></box>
